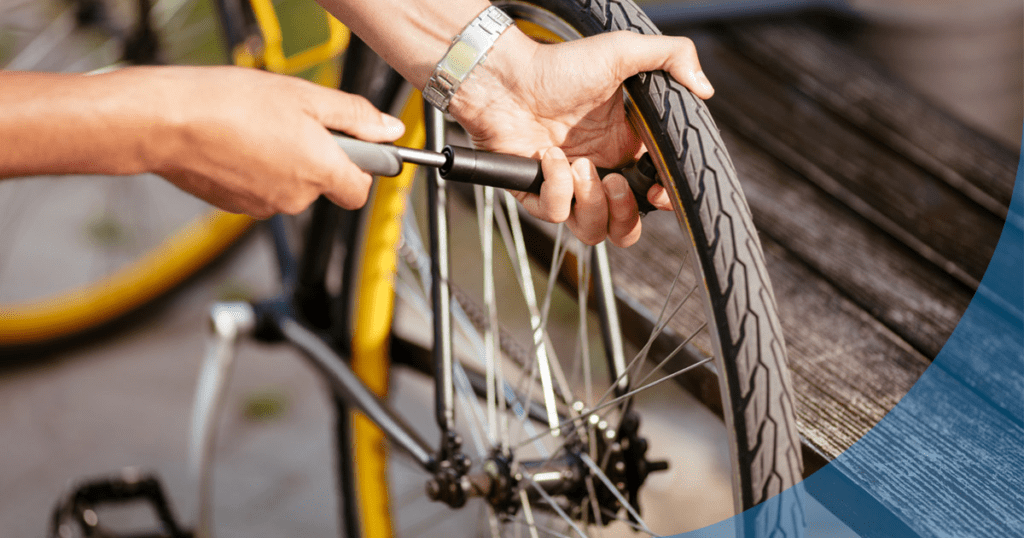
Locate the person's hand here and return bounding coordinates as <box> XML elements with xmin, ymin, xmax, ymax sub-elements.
<box><xmin>448</xmin><ymin>29</ymin><xmax>714</xmax><ymax>247</ymax></box>
<box><xmin>140</xmin><ymin>66</ymin><xmax>405</xmax><ymax>218</ymax></box>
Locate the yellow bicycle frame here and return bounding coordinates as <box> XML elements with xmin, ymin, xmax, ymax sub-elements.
<box><xmin>233</xmin><ymin>0</ymin><xmax>350</xmax><ymax>78</ymax></box>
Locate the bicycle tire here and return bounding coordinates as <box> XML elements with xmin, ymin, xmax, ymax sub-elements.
<box><xmin>346</xmin><ymin>1</ymin><xmax>802</xmax><ymax>535</ymax></box>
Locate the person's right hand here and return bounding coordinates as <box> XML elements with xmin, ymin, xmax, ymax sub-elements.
<box><xmin>137</xmin><ymin>66</ymin><xmax>405</xmax><ymax>218</ymax></box>
<box><xmin>446</xmin><ymin>29</ymin><xmax>714</xmax><ymax>247</ymax></box>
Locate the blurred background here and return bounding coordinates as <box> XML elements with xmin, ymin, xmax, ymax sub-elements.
<box><xmin>0</xmin><ymin>0</ymin><xmax>1020</xmax><ymax>537</ymax></box>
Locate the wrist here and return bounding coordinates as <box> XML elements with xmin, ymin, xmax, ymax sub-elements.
<box><xmin>446</xmin><ymin>26</ymin><xmax>539</xmax><ymax>125</ymax></box>
<box><xmin>115</xmin><ymin>67</ymin><xmax>185</xmax><ymax>176</ymax></box>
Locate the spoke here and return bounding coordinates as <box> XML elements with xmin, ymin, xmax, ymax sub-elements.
<box><xmin>650</xmin><ymin>256</ymin><xmax>691</xmax><ymax>336</ymax></box>
<box><xmin>519</xmin><ymin>489</ymin><xmax>542</xmax><ymax>538</ymax></box>
<box><xmin>606</xmin><ymin>319</ymin><xmax>708</xmax><ymax>422</ymax></box>
<box><xmin>394</xmin><ymin>223</ymin><xmax>550</xmax><ymax>455</ymax></box>
<box><xmin>486</xmin><ymin>504</ymin><xmax>502</xmax><ymax>538</ymax></box>
<box><xmin>586</xmin><ymin>279</ymin><xmax>700</xmax><ymax>416</ymax></box>
<box><xmin>404</xmin><ymin>187</ymin><xmax>548</xmax><ymax>453</ymax></box>
<box><xmin>579</xmin><ymin>453</ymin><xmax>654</xmax><ymax>536</ymax></box>
<box><xmin>631</xmin><ymin>322</ymin><xmax>708</xmax><ymax>393</ymax></box>
<box><xmin>537</xmin><ymin>225</ymin><xmax>571</xmax><ymax>345</ymax></box>
<box><xmin>513</xmin><ymin>356</ymin><xmax>714</xmax><ymax>450</ymax></box>
<box><xmin>521</xmin><ymin>470</ymin><xmax>588</xmax><ymax>538</ymax></box>
<box><xmin>4</xmin><ymin>5</ymin><xmax>76</xmax><ymax>70</ymax></box>
<box><xmin>599</xmin><ymin>507</ymin><xmax>654</xmax><ymax>535</ymax></box>
<box><xmin>575</xmin><ymin>246</ymin><xmax>593</xmax><ymax>405</ymax></box>
<box><xmin>623</xmin><ymin>277</ymin><xmax>700</xmax><ymax>382</ymax></box>
<box><xmin>454</xmin><ymin>361</ymin><xmax>492</xmax><ymax>457</ymax></box>
<box><xmin>593</xmin><ymin>243</ymin><xmax>629</xmax><ymax>396</ymax></box>
<box><xmin>476</xmin><ymin>185</ymin><xmax>503</xmax><ymax>449</ymax></box>
<box><xmin>584</xmin><ymin>476</ymin><xmax>602</xmax><ymax>534</ymax></box>
<box><xmin>497</xmin><ymin>192</ymin><xmax>563</xmax><ymax>435</ymax></box>
<box><xmin>508</xmin><ymin>513</ymin><xmax>576</xmax><ymax>538</ymax></box>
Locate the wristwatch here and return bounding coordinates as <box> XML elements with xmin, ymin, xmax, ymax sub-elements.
<box><xmin>423</xmin><ymin>6</ymin><xmax>514</xmax><ymax>114</ymax></box>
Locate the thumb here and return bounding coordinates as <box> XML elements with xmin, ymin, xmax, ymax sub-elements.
<box><xmin>306</xmin><ymin>85</ymin><xmax>406</xmax><ymax>143</ymax></box>
<box><xmin>604</xmin><ymin>31</ymin><xmax>714</xmax><ymax>100</ymax></box>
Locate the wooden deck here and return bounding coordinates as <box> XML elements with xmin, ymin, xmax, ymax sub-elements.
<box><xmin>639</xmin><ymin>17</ymin><xmax>1022</xmax><ymax>536</ymax></box>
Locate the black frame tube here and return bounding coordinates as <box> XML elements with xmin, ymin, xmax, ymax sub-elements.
<box><xmin>278</xmin><ymin>314</ymin><xmax>437</xmax><ymax>470</ymax></box>
<box><xmin>210</xmin><ymin>0</ymin><xmax>254</xmax><ymax>53</ymax></box>
<box><xmin>425</xmin><ymin>106</ymin><xmax>456</xmax><ymax>438</ymax></box>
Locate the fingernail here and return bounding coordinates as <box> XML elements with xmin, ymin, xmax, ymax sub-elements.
<box><xmin>382</xmin><ymin>114</ymin><xmax>405</xmax><ymax>137</ymax></box>
<box><xmin>695</xmin><ymin>70</ymin><xmax>714</xmax><ymax>94</ymax></box>
<box><xmin>574</xmin><ymin>158</ymin><xmax>595</xmax><ymax>179</ymax></box>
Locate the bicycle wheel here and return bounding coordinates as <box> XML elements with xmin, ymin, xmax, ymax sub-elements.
<box><xmin>347</xmin><ymin>1</ymin><xmax>803</xmax><ymax>536</ymax></box>
<box><xmin>0</xmin><ymin>0</ymin><xmax>348</xmax><ymax>349</ymax></box>
<box><xmin>0</xmin><ymin>0</ymin><xmax>258</xmax><ymax>349</ymax></box>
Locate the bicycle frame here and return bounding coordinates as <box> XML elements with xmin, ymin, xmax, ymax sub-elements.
<box><xmin>244</xmin><ymin>33</ymin><xmax>636</xmax><ymax>524</ymax></box>
<box><xmin>197</xmin><ymin>2</ymin><xmax>635</xmax><ymax>533</ymax></box>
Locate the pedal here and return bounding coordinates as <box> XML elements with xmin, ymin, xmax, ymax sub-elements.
<box><xmin>49</xmin><ymin>468</ymin><xmax>191</xmax><ymax>538</ymax></box>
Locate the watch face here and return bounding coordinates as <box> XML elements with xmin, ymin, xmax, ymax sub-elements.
<box><xmin>443</xmin><ymin>41</ymin><xmax>479</xmax><ymax>78</ymax></box>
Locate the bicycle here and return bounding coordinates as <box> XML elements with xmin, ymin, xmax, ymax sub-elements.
<box><xmin>24</xmin><ymin>0</ymin><xmax>804</xmax><ymax>536</ymax></box>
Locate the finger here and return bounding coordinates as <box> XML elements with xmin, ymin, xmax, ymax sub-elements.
<box><xmin>603</xmin><ymin>173</ymin><xmax>642</xmax><ymax>247</ymax></box>
<box><xmin>314</xmin><ymin>133</ymin><xmax>375</xmax><ymax>210</ymax></box>
<box><xmin>529</xmin><ymin>147</ymin><xmax>574</xmax><ymax>223</ymax></box>
<box><xmin>324</xmin><ymin>160</ymin><xmax>374</xmax><ymax>210</ymax></box>
<box><xmin>648</xmin><ymin>184</ymin><xmax>673</xmax><ymax>211</ymax></box>
<box><xmin>303</xmin><ymin>84</ymin><xmax>405</xmax><ymax>142</ymax></box>
<box><xmin>566</xmin><ymin>158</ymin><xmax>608</xmax><ymax>245</ymax></box>
<box><xmin>603</xmin><ymin>31</ymin><xmax>714</xmax><ymax>100</ymax></box>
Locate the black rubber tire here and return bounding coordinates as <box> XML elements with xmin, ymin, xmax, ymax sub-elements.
<box><xmin>499</xmin><ymin>0</ymin><xmax>804</xmax><ymax>515</ymax></box>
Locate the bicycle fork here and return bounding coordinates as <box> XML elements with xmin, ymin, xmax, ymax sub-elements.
<box><xmin>189</xmin><ymin>302</ymin><xmax>256</xmax><ymax>538</ymax></box>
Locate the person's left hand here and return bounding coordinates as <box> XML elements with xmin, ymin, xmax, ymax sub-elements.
<box><xmin>448</xmin><ymin>28</ymin><xmax>714</xmax><ymax>247</ymax></box>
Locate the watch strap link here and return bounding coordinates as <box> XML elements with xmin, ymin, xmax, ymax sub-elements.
<box><xmin>423</xmin><ymin>6</ymin><xmax>514</xmax><ymax>113</ymax></box>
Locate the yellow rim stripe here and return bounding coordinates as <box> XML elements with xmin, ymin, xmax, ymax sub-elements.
<box><xmin>514</xmin><ymin>18</ymin><xmax>566</xmax><ymax>43</ymax></box>
<box><xmin>0</xmin><ymin>211</ymin><xmax>253</xmax><ymax>345</ymax></box>
<box><xmin>351</xmin><ymin>91</ymin><xmax>425</xmax><ymax>538</ymax></box>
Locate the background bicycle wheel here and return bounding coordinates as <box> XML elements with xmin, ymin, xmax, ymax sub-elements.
<box><xmin>0</xmin><ymin>0</ymin><xmax>234</xmax><ymax>350</ymax></box>
<box><xmin>0</xmin><ymin>0</ymin><xmax>340</xmax><ymax>350</ymax></box>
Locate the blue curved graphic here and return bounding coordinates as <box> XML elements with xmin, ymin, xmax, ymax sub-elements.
<box><xmin>675</xmin><ymin>139</ymin><xmax>1024</xmax><ymax>537</ymax></box>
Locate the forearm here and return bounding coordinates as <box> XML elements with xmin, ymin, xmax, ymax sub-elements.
<box><xmin>316</xmin><ymin>0</ymin><xmax>528</xmax><ymax>89</ymax></box>
<box><xmin>0</xmin><ymin>69</ymin><xmax>170</xmax><ymax>179</ymax></box>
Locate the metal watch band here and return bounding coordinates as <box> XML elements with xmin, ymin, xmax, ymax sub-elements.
<box><xmin>423</xmin><ymin>5</ymin><xmax>514</xmax><ymax>113</ymax></box>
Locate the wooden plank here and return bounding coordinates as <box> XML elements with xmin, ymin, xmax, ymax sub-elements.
<box><xmin>721</xmin><ymin>127</ymin><xmax>971</xmax><ymax>359</ymax></box>
<box><xmin>829</xmin><ymin>364</ymin><xmax>1024</xmax><ymax>537</ymax></box>
<box><xmin>690</xmin><ymin>28</ymin><xmax>1006</xmax><ymax>287</ymax></box>
<box><xmin>723</xmin><ymin>21</ymin><xmax>1019</xmax><ymax>215</ymax></box>
<box><xmin>756</xmin><ymin>238</ymin><xmax>930</xmax><ymax>460</ymax></box>
<box><xmin>725</xmin><ymin>127</ymin><xmax>1024</xmax><ymax>424</ymax></box>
